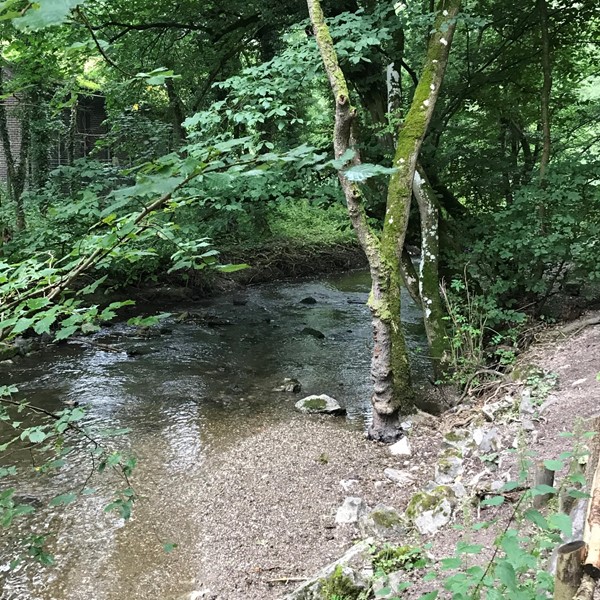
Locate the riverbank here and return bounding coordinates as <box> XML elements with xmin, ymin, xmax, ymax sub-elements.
<box><xmin>156</xmin><ymin>310</ymin><xmax>600</xmax><ymax>600</ymax></box>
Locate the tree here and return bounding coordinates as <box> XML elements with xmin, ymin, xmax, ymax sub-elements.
<box><xmin>307</xmin><ymin>0</ymin><xmax>460</xmax><ymax>441</ymax></box>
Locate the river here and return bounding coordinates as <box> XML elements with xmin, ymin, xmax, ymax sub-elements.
<box><xmin>0</xmin><ymin>270</ymin><xmax>431</xmax><ymax>599</ymax></box>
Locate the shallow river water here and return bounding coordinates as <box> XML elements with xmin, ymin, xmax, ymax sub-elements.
<box><xmin>0</xmin><ymin>271</ymin><xmax>430</xmax><ymax>600</ymax></box>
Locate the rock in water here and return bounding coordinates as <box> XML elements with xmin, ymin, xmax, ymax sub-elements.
<box><xmin>295</xmin><ymin>394</ymin><xmax>346</xmax><ymax>415</ymax></box>
<box><xmin>272</xmin><ymin>378</ymin><xmax>302</xmax><ymax>393</ymax></box>
<box><xmin>301</xmin><ymin>326</ymin><xmax>326</xmax><ymax>339</ymax></box>
<box><xmin>300</xmin><ymin>296</ymin><xmax>318</xmax><ymax>304</ymax></box>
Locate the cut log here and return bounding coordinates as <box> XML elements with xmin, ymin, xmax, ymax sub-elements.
<box><xmin>583</xmin><ymin>419</ymin><xmax>600</xmax><ymax>578</ymax></box>
<box><xmin>554</xmin><ymin>540</ymin><xmax>587</xmax><ymax>600</ymax></box>
<box><xmin>534</xmin><ymin>461</ymin><xmax>556</xmax><ymax>508</ymax></box>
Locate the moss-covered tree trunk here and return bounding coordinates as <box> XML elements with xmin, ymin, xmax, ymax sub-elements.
<box><xmin>308</xmin><ymin>0</ymin><xmax>460</xmax><ymax>442</ymax></box>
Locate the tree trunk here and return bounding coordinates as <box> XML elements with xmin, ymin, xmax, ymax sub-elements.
<box><xmin>307</xmin><ymin>0</ymin><xmax>460</xmax><ymax>442</ymax></box>
<box><xmin>413</xmin><ymin>165</ymin><xmax>450</xmax><ymax>377</ymax></box>
<box><xmin>538</xmin><ymin>0</ymin><xmax>552</xmax><ymax>182</ymax></box>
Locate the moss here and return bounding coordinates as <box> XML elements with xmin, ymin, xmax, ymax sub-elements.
<box><xmin>371</xmin><ymin>508</ymin><xmax>402</xmax><ymax>529</ymax></box>
<box><xmin>303</xmin><ymin>398</ymin><xmax>327</xmax><ymax>410</ymax></box>
<box><xmin>372</xmin><ymin>544</ymin><xmax>426</xmax><ymax>573</ymax></box>
<box><xmin>0</xmin><ymin>344</ymin><xmax>18</xmax><ymax>361</ymax></box>
<box><xmin>319</xmin><ymin>565</ymin><xmax>362</xmax><ymax>600</ymax></box>
<box><xmin>406</xmin><ymin>486</ymin><xmax>454</xmax><ymax>520</ymax></box>
<box><xmin>443</xmin><ymin>431</ymin><xmax>464</xmax><ymax>443</ymax></box>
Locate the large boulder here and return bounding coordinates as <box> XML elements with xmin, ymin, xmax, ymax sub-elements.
<box><xmin>295</xmin><ymin>395</ymin><xmax>346</xmax><ymax>416</ymax></box>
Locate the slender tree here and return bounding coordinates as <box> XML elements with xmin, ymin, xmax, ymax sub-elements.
<box><xmin>307</xmin><ymin>0</ymin><xmax>460</xmax><ymax>441</ymax></box>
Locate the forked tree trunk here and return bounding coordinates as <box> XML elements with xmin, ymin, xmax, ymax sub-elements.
<box><xmin>307</xmin><ymin>0</ymin><xmax>460</xmax><ymax>441</ymax></box>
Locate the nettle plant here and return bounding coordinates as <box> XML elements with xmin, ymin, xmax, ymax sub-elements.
<box><xmin>370</xmin><ymin>434</ymin><xmax>593</xmax><ymax>600</ymax></box>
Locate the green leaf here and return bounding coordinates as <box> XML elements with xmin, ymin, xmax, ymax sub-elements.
<box><xmin>495</xmin><ymin>561</ymin><xmax>517</xmax><ymax>590</ymax></box>
<box><xmin>375</xmin><ymin>587</ymin><xmax>392</xmax><ymax>597</ymax></box>
<box><xmin>54</xmin><ymin>325</ymin><xmax>78</xmax><ymax>341</ymax></box>
<box><xmin>216</xmin><ymin>263</ymin><xmax>249</xmax><ymax>273</ymax></box>
<box><xmin>12</xmin><ymin>317</ymin><xmax>35</xmax><ymax>334</ymax></box>
<box><xmin>456</xmin><ymin>542</ymin><xmax>483</xmax><ymax>554</ymax></box>
<box><xmin>13</xmin><ymin>0</ymin><xmax>85</xmax><ymax>31</ymax></box>
<box><xmin>524</xmin><ymin>508</ymin><xmax>549</xmax><ymax>529</ymax></box>
<box><xmin>543</xmin><ymin>459</ymin><xmax>564</xmax><ymax>471</ymax></box>
<box><xmin>417</xmin><ymin>593</ymin><xmax>438</xmax><ymax>600</ymax></box>
<box><xmin>441</xmin><ymin>557</ymin><xmax>461</xmax><ymax>569</ymax></box>
<box><xmin>548</xmin><ymin>513</ymin><xmax>572</xmax><ymax>537</ymax></box>
<box><xmin>49</xmin><ymin>493</ymin><xmax>77</xmax><ymax>506</ymax></box>
<box><xmin>28</xmin><ymin>429</ymin><xmax>47</xmax><ymax>444</ymax></box>
<box><xmin>480</xmin><ymin>495</ymin><xmax>505</xmax><ymax>507</ymax></box>
<box><xmin>343</xmin><ymin>163</ymin><xmax>398</xmax><ymax>182</ymax></box>
<box><xmin>27</xmin><ymin>297</ymin><xmax>50</xmax><ymax>311</ymax></box>
<box><xmin>500</xmin><ymin>481</ymin><xmax>520</xmax><ymax>492</ymax></box>
<box><xmin>34</xmin><ymin>310</ymin><xmax>59</xmax><ymax>335</ymax></box>
<box><xmin>531</xmin><ymin>484</ymin><xmax>557</xmax><ymax>496</ymax></box>
<box><xmin>568</xmin><ymin>490</ymin><xmax>590</xmax><ymax>499</ymax></box>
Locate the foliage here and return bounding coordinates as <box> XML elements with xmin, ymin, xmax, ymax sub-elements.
<box><xmin>440</xmin><ymin>276</ymin><xmax>525</xmax><ymax>385</ymax></box>
<box><xmin>366</xmin><ymin>431</ymin><xmax>595</xmax><ymax>599</ymax></box>
<box><xmin>0</xmin><ymin>384</ymin><xmax>136</xmax><ymax>566</ymax></box>
<box><xmin>321</xmin><ymin>565</ymin><xmax>364</xmax><ymax>600</ymax></box>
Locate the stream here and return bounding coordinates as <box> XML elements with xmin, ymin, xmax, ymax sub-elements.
<box><xmin>0</xmin><ymin>270</ymin><xmax>431</xmax><ymax>600</ymax></box>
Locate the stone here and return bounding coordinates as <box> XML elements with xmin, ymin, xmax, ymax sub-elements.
<box><xmin>359</xmin><ymin>505</ymin><xmax>406</xmax><ymax>542</ymax></box>
<box><xmin>384</xmin><ymin>468</ymin><xmax>414</xmax><ymax>486</ymax></box>
<box><xmin>481</xmin><ymin>396</ymin><xmax>513</xmax><ymax>421</ymax></box>
<box><xmin>407</xmin><ymin>486</ymin><xmax>456</xmax><ymax>536</ymax></box>
<box><xmin>301</xmin><ymin>327</ymin><xmax>326</xmax><ymax>339</ymax></box>
<box><xmin>335</xmin><ymin>497</ymin><xmax>367</xmax><ymax>525</ymax></box>
<box><xmin>372</xmin><ymin>571</ymin><xmax>408</xmax><ymax>599</ymax></box>
<box><xmin>443</xmin><ymin>428</ymin><xmax>475</xmax><ymax>457</ymax></box>
<box><xmin>472</xmin><ymin>427</ymin><xmax>502</xmax><ymax>454</ymax></box>
<box><xmin>414</xmin><ymin>498</ymin><xmax>453</xmax><ymax>535</ymax></box>
<box><xmin>272</xmin><ymin>378</ymin><xmax>302</xmax><ymax>393</ymax></box>
<box><xmin>434</xmin><ymin>450</ymin><xmax>464</xmax><ymax>484</ymax></box>
<box><xmin>0</xmin><ymin>343</ymin><xmax>18</xmax><ymax>361</ymax></box>
<box><xmin>300</xmin><ymin>296</ymin><xmax>318</xmax><ymax>304</ymax></box>
<box><xmin>295</xmin><ymin>395</ymin><xmax>346</xmax><ymax>416</ymax></box>
<box><xmin>340</xmin><ymin>479</ymin><xmax>359</xmax><ymax>492</ymax></box>
<box><xmin>284</xmin><ymin>539</ymin><xmax>373</xmax><ymax>600</ymax></box>
<box><xmin>389</xmin><ymin>437</ymin><xmax>412</xmax><ymax>457</ymax></box>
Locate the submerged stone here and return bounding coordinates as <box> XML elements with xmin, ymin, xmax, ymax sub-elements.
<box><xmin>272</xmin><ymin>378</ymin><xmax>302</xmax><ymax>393</ymax></box>
<box><xmin>295</xmin><ymin>394</ymin><xmax>346</xmax><ymax>415</ymax></box>
<box><xmin>302</xmin><ymin>327</ymin><xmax>326</xmax><ymax>339</ymax></box>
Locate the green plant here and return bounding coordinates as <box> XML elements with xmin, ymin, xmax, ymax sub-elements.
<box><xmin>320</xmin><ymin>565</ymin><xmax>363</xmax><ymax>600</ymax></box>
<box><xmin>371</xmin><ymin>544</ymin><xmax>427</xmax><ymax>574</ymax></box>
